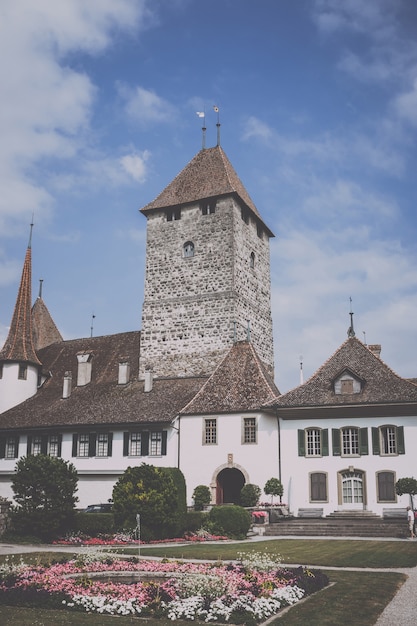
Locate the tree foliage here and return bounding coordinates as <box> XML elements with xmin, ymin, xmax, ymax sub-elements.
<box><xmin>264</xmin><ymin>477</ymin><xmax>284</xmax><ymax>504</ymax></box>
<box><xmin>395</xmin><ymin>477</ymin><xmax>417</xmax><ymax>508</ymax></box>
<box><xmin>240</xmin><ymin>483</ymin><xmax>261</xmax><ymax>507</ymax></box>
<box><xmin>10</xmin><ymin>454</ymin><xmax>78</xmax><ymax>541</ymax></box>
<box><xmin>192</xmin><ymin>485</ymin><xmax>211</xmax><ymax>511</ymax></box>
<box><xmin>112</xmin><ymin>464</ymin><xmax>182</xmax><ymax>541</ymax></box>
<box><xmin>207</xmin><ymin>505</ymin><xmax>251</xmax><ymax>539</ymax></box>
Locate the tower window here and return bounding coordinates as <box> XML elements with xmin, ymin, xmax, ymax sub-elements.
<box><xmin>0</xmin><ymin>364</ymin><xmax>2</xmax><ymax>378</ymax></box>
<box><xmin>241</xmin><ymin>208</ymin><xmax>249</xmax><ymax>224</ymax></box>
<box><xmin>183</xmin><ymin>241</ymin><xmax>195</xmax><ymax>258</ymax></box>
<box><xmin>250</xmin><ymin>252</ymin><xmax>255</xmax><ymax>268</ymax></box>
<box><xmin>167</xmin><ymin>208</ymin><xmax>181</xmax><ymax>221</ymax></box>
<box><xmin>18</xmin><ymin>364</ymin><xmax>27</xmax><ymax>380</ymax></box>
<box><xmin>201</xmin><ymin>200</ymin><xmax>216</xmax><ymax>215</ymax></box>
<box><xmin>257</xmin><ymin>223</ymin><xmax>263</xmax><ymax>239</ymax></box>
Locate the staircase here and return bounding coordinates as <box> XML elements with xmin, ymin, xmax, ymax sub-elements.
<box><xmin>264</xmin><ymin>511</ymin><xmax>407</xmax><ymax>539</ymax></box>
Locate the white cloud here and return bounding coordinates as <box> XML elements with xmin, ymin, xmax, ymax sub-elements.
<box><xmin>120</xmin><ymin>151</ymin><xmax>150</xmax><ymax>183</ymax></box>
<box><xmin>119</xmin><ymin>84</ymin><xmax>176</xmax><ymax>126</ymax></box>
<box><xmin>241</xmin><ymin>116</ymin><xmax>273</xmax><ymax>142</ymax></box>
<box><xmin>394</xmin><ymin>78</ymin><xmax>417</xmax><ymax>127</ymax></box>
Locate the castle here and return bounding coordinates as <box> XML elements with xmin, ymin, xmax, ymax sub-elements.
<box><xmin>1</xmin><ymin>140</ymin><xmax>416</xmax><ymax>516</ymax></box>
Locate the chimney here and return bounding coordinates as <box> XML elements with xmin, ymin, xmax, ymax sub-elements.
<box><xmin>62</xmin><ymin>371</ymin><xmax>72</xmax><ymax>399</ymax></box>
<box><xmin>144</xmin><ymin>369</ymin><xmax>153</xmax><ymax>393</ymax></box>
<box><xmin>77</xmin><ymin>352</ymin><xmax>93</xmax><ymax>386</ymax></box>
<box><xmin>368</xmin><ymin>344</ymin><xmax>381</xmax><ymax>358</ymax></box>
<box><xmin>118</xmin><ymin>360</ymin><xmax>130</xmax><ymax>385</ymax></box>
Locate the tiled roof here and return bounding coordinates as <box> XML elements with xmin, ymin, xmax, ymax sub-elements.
<box><xmin>31</xmin><ymin>297</ymin><xmax>63</xmax><ymax>350</ymax></box>
<box><xmin>141</xmin><ymin>145</ymin><xmax>274</xmax><ymax>236</ymax></box>
<box><xmin>272</xmin><ymin>337</ymin><xmax>417</xmax><ymax>408</ymax></box>
<box><xmin>181</xmin><ymin>341</ymin><xmax>280</xmax><ymax>415</ymax></box>
<box><xmin>0</xmin><ymin>331</ymin><xmax>208</xmax><ymax>430</ymax></box>
<box><xmin>0</xmin><ymin>246</ymin><xmax>41</xmax><ymax>366</ymax></box>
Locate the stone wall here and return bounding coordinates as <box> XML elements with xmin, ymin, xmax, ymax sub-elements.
<box><xmin>139</xmin><ymin>196</ymin><xmax>274</xmax><ymax>378</ymax></box>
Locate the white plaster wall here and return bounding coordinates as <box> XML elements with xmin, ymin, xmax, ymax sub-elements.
<box><xmin>179</xmin><ymin>412</ymin><xmax>280</xmax><ymax>506</ymax></box>
<box><xmin>0</xmin><ymin>363</ymin><xmax>38</xmax><ymax>414</ymax></box>
<box><xmin>280</xmin><ymin>415</ymin><xmax>417</xmax><ymax>516</ymax></box>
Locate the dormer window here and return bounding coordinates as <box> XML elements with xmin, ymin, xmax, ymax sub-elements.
<box><xmin>167</xmin><ymin>208</ymin><xmax>181</xmax><ymax>221</ymax></box>
<box><xmin>334</xmin><ymin>370</ymin><xmax>363</xmax><ymax>395</ymax></box>
<box><xmin>18</xmin><ymin>364</ymin><xmax>27</xmax><ymax>380</ymax></box>
<box><xmin>183</xmin><ymin>241</ymin><xmax>195</xmax><ymax>258</ymax></box>
<box><xmin>201</xmin><ymin>200</ymin><xmax>216</xmax><ymax>215</ymax></box>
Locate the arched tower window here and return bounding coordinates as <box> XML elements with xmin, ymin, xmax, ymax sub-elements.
<box><xmin>183</xmin><ymin>241</ymin><xmax>194</xmax><ymax>258</ymax></box>
<box><xmin>250</xmin><ymin>252</ymin><xmax>255</xmax><ymax>268</ymax></box>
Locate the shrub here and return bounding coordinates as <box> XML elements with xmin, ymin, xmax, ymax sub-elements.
<box><xmin>10</xmin><ymin>455</ymin><xmax>78</xmax><ymax>541</ymax></box>
<box><xmin>185</xmin><ymin>510</ymin><xmax>206</xmax><ymax>533</ymax></box>
<box><xmin>192</xmin><ymin>485</ymin><xmax>211</xmax><ymax>511</ymax></box>
<box><xmin>206</xmin><ymin>505</ymin><xmax>251</xmax><ymax>539</ymax></box>
<box><xmin>264</xmin><ymin>478</ymin><xmax>284</xmax><ymax>505</ymax></box>
<box><xmin>112</xmin><ymin>464</ymin><xmax>184</xmax><ymax>542</ymax></box>
<box><xmin>240</xmin><ymin>484</ymin><xmax>261</xmax><ymax>507</ymax></box>
<box><xmin>162</xmin><ymin>467</ymin><xmax>187</xmax><ymax>536</ymax></box>
<box><xmin>73</xmin><ymin>512</ymin><xmax>115</xmax><ymax>536</ymax></box>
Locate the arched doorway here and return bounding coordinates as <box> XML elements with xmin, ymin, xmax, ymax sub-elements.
<box><xmin>339</xmin><ymin>469</ymin><xmax>366</xmax><ymax>510</ymax></box>
<box><xmin>216</xmin><ymin>468</ymin><xmax>245</xmax><ymax>505</ymax></box>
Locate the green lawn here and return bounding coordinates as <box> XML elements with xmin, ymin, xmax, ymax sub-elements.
<box><xmin>0</xmin><ymin>539</ymin><xmax>412</xmax><ymax>625</ymax></box>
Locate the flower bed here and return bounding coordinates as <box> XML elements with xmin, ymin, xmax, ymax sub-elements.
<box><xmin>54</xmin><ymin>530</ymin><xmax>229</xmax><ymax>546</ymax></box>
<box><xmin>0</xmin><ymin>550</ymin><xmax>329</xmax><ymax>623</ymax></box>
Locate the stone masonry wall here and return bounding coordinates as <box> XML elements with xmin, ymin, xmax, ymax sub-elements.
<box><xmin>139</xmin><ymin>196</ymin><xmax>274</xmax><ymax>378</ymax></box>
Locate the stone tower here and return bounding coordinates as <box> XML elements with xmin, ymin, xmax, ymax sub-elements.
<box><xmin>139</xmin><ymin>145</ymin><xmax>275</xmax><ymax>379</ymax></box>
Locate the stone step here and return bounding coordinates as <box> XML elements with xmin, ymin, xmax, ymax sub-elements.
<box><xmin>264</xmin><ymin>519</ymin><xmax>406</xmax><ymax>539</ymax></box>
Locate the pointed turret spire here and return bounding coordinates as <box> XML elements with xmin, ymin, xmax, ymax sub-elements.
<box><xmin>0</xmin><ymin>226</ymin><xmax>41</xmax><ymax>365</ymax></box>
<box><xmin>347</xmin><ymin>297</ymin><xmax>355</xmax><ymax>338</ymax></box>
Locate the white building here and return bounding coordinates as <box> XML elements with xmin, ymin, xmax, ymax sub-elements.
<box><xmin>1</xmin><ymin>141</ymin><xmax>416</xmax><ymax>516</ymax></box>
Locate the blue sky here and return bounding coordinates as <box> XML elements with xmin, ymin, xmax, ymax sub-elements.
<box><xmin>0</xmin><ymin>0</ymin><xmax>416</xmax><ymax>393</ymax></box>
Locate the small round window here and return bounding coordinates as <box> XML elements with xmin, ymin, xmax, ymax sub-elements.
<box><xmin>183</xmin><ymin>241</ymin><xmax>194</xmax><ymax>258</ymax></box>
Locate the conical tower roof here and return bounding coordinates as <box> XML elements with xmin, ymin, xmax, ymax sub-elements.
<box><xmin>141</xmin><ymin>145</ymin><xmax>274</xmax><ymax>237</ymax></box>
<box><xmin>32</xmin><ymin>295</ymin><xmax>63</xmax><ymax>351</ymax></box>
<box><xmin>0</xmin><ymin>242</ymin><xmax>41</xmax><ymax>366</ymax></box>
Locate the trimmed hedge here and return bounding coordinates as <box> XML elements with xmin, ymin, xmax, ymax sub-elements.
<box><xmin>73</xmin><ymin>512</ymin><xmax>115</xmax><ymax>536</ymax></box>
<box><xmin>207</xmin><ymin>505</ymin><xmax>251</xmax><ymax>539</ymax></box>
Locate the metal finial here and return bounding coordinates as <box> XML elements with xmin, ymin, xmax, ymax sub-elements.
<box><xmin>196</xmin><ymin>111</ymin><xmax>206</xmax><ymax>149</ymax></box>
<box><xmin>362</xmin><ymin>331</ymin><xmax>367</xmax><ymax>345</ymax></box>
<box><xmin>214</xmin><ymin>105</ymin><xmax>220</xmax><ymax>146</ymax></box>
<box><xmin>90</xmin><ymin>313</ymin><xmax>96</xmax><ymax>338</ymax></box>
<box><xmin>38</xmin><ymin>279</ymin><xmax>43</xmax><ymax>299</ymax></box>
<box><xmin>347</xmin><ymin>297</ymin><xmax>355</xmax><ymax>338</ymax></box>
<box><xmin>300</xmin><ymin>355</ymin><xmax>304</xmax><ymax>385</ymax></box>
<box><xmin>28</xmin><ymin>216</ymin><xmax>34</xmax><ymax>248</ymax></box>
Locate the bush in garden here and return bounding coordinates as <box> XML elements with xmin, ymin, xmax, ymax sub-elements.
<box><xmin>185</xmin><ymin>510</ymin><xmax>206</xmax><ymax>533</ymax></box>
<box><xmin>240</xmin><ymin>483</ymin><xmax>261</xmax><ymax>507</ymax></box>
<box><xmin>112</xmin><ymin>464</ymin><xmax>185</xmax><ymax>542</ymax></box>
<box><xmin>395</xmin><ymin>477</ymin><xmax>417</xmax><ymax>508</ymax></box>
<box><xmin>10</xmin><ymin>454</ymin><xmax>78</xmax><ymax>541</ymax></box>
<box><xmin>206</xmin><ymin>505</ymin><xmax>251</xmax><ymax>539</ymax></box>
<box><xmin>264</xmin><ymin>477</ymin><xmax>284</xmax><ymax>505</ymax></box>
<box><xmin>192</xmin><ymin>485</ymin><xmax>211</xmax><ymax>511</ymax></box>
<box><xmin>73</xmin><ymin>512</ymin><xmax>115</xmax><ymax>536</ymax></box>
<box><xmin>164</xmin><ymin>467</ymin><xmax>187</xmax><ymax>537</ymax></box>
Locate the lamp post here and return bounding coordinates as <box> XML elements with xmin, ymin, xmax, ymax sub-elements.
<box><xmin>136</xmin><ymin>513</ymin><xmax>141</xmax><ymax>560</ymax></box>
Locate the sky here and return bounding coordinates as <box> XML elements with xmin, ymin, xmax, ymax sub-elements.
<box><xmin>0</xmin><ymin>0</ymin><xmax>416</xmax><ymax>394</ymax></box>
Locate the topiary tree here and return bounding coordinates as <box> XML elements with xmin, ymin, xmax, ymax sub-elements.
<box><xmin>192</xmin><ymin>485</ymin><xmax>211</xmax><ymax>511</ymax></box>
<box><xmin>395</xmin><ymin>477</ymin><xmax>417</xmax><ymax>509</ymax></box>
<box><xmin>264</xmin><ymin>477</ymin><xmax>284</xmax><ymax>505</ymax></box>
<box><xmin>112</xmin><ymin>464</ymin><xmax>181</xmax><ymax>542</ymax></box>
<box><xmin>240</xmin><ymin>483</ymin><xmax>261</xmax><ymax>507</ymax></box>
<box><xmin>206</xmin><ymin>505</ymin><xmax>251</xmax><ymax>539</ymax></box>
<box><xmin>10</xmin><ymin>454</ymin><xmax>78</xmax><ymax>541</ymax></box>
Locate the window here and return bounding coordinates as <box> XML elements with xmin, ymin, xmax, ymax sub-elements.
<box><xmin>48</xmin><ymin>435</ymin><xmax>60</xmax><ymax>457</ymax></box>
<box><xmin>372</xmin><ymin>425</ymin><xmax>405</xmax><ymax>456</ymax></box>
<box><xmin>96</xmin><ymin>433</ymin><xmax>109</xmax><ymax>457</ymax></box>
<box><xmin>250</xmin><ymin>252</ymin><xmax>255</xmax><ymax>269</ymax></box>
<box><xmin>298</xmin><ymin>429</ymin><xmax>329</xmax><ymax>457</ymax></box>
<box><xmin>2</xmin><ymin>436</ymin><xmax>19</xmax><ymax>459</ymax></box>
<box><xmin>342</xmin><ymin>427</ymin><xmax>359</xmax><ymax>455</ymax></box>
<box><xmin>167</xmin><ymin>208</ymin><xmax>181</xmax><ymax>221</ymax></box>
<box><xmin>18</xmin><ymin>364</ymin><xmax>27</xmax><ymax>380</ymax></box>
<box><xmin>201</xmin><ymin>200</ymin><xmax>216</xmax><ymax>215</ymax></box>
<box><xmin>130</xmin><ymin>432</ymin><xmax>142</xmax><ymax>456</ymax></box>
<box><xmin>256</xmin><ymin>223</ymin><xmax>263</xmax><ymax>239</ymax></box>
<box><xmin>332</xmin><ymin>427</ymin><xmax>368</xmax><ymax>456</ymax></box>
<box><xmin>150</xmin><ymin>431</ymin><xmax>162</xmax><ymax>456</ymax></box>
<box><xmin>183</xmin><ymin>241</ymin><xmax>195</xmax><ymax>258</ymax></box>
<box><xmin>32</xmin><ymin>435</ymin><xmax>42</xmax><ymax>455</ymax></box>
<box><xmin>334</xmin><ymin>371</ymin><xmax>363</xmax><ymax>394</ymax></box>
<box><xmin>341</xmin><ymin>379</ymin><xmax>354</xmax><ymax>394</ymax></box>
<box><xmin>310</xmin><ymin>472</ymin><xmax>328</xmax><ymax>502</ymax></box>
<box><xmin>243</xmin><ymin>417</ymin><xmax>257</xmax><ymax>444</ymax></box>
<box><xmin>78</xmin><ymin>433</ymin><xmax>90</xmax><ymax>457</ymax></box>
<box><xmin>377</xmin><ymin>471</ymin><xmax>396</xmax><ymax>502</ymax></box>
<box><xmin>241</xmin><ymin>207</ymin><xmax>249</xmax><ymax>224</ymax></box>
<box><xmin>204</xmin><ymin>419</ymin><xmax>217</xmax><ymax>444</ymax></box>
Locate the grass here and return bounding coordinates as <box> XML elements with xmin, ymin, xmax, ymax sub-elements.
<box><xmin>0</xmin><ymin>539</ymin><xmax>413</xmax><ymax>625</ymax></box>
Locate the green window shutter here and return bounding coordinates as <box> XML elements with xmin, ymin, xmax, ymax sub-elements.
<box><xmin>72</xmin><ymin>434</ymin><xmax>78</xmax><ymax>457</ymax></box>
<box><xmin>161</xmin><ymin>431</ymin><xmax>167</xmax><ymax>455</ymax></box>
<box><xmin>298</xmin><ymin>430</ymin><xmax>305</xmax><ymax>456</ymax></box>
<box><xmin>322</xmin><ymin>429</ymin><xmax>329</xmax><ymax>456</ymax></box>
<box><xmin>141</xmin><ymin>432</ymin><xmax>149</xmax><ymax>456</ymax></box>
<box><xmin>14</xmin><ymin>435</ymin><xmax>20</xmax><ymax>458</ymax></box>
<box><xmin>359</xmin><ymin>428</ymin><xmax>369</xmax><ymax>455</ymax></box>
<box><xmin>123</xmin><ymin>432</ymin><xmax>129</xmax><ymax>456</ymax></box>
<box><xmin>332</xmin><ymin>429</ymin><xmax>341</xmax><ymax>456</ymax></box>
<box><xmin>88</xmin><ymin>433</ymin><xmax>96</xmax><ymax>457</ymax></box>
<box><xmin>397</xmin><ymin>426</ymin><xmax>405</xmax><ymax>455</ymax></box>
<box><xmin>372</xmin><ymin>427</ymin><xmax>380</xmax><ymax>455</ymax></box>
<box><xmin>57</xmin><ymin>434</ymin><xmax>62</xmax><ymax>457</ymax></box>
<box><xmin>41</xmin><ymin>435</ymin><xmax>48</xmax><ymax>455</ymax></box>
<box><xmin>0</xmin><ymin>436</ymin><xmax>5</xmax><ymax>459</ymax></box>
<box><xmin>27</xmin><ymin>435</ymin><xmax>32</xmax><ymax>455</ymax></box>
<box><xmin>107</xmin><ymin>433</ymin><xmax>113</xmax><ymax>457</ymax></box>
